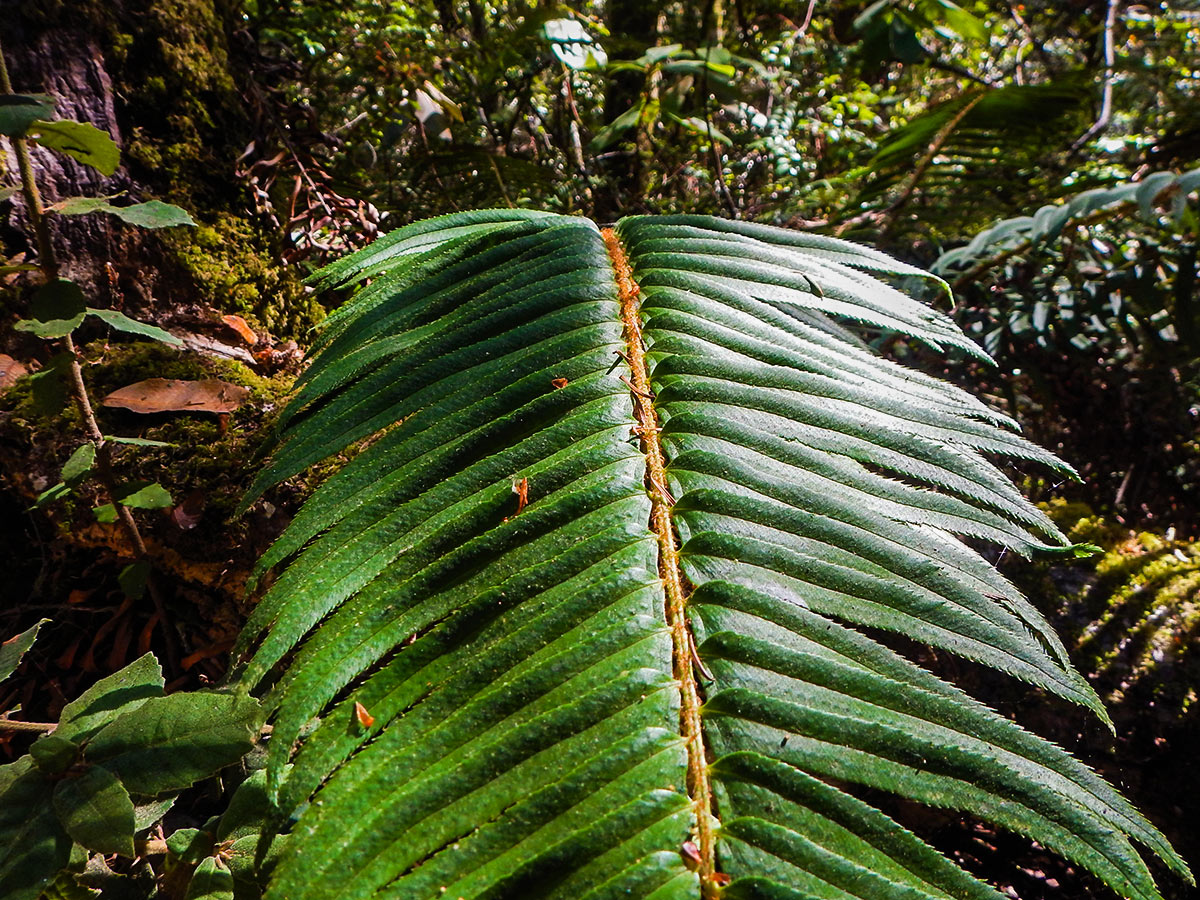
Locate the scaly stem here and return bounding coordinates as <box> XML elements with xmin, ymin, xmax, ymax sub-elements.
<box><xmin>603</xmin><ymin>227</ymin><xmax>719</xmax><ymax>896</ymax></box>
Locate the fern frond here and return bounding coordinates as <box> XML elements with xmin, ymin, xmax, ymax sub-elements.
<box><xmin>853</xmin><ymin>82</ymin><xmax>1088</xmax><ymax>226</ymax></box>
<box><xmin>234</xmin><ymin>211</ymin><xmax>1190</xmax><ymax>900</ymax></box>
<box><xmin>933</xmin><ymin>165</ymin><xmax>1200</xmax><ymax>279</ymax></box>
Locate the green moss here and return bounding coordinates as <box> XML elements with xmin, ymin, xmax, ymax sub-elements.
<box><xmin>36</xmin><ymin>0</ymin><xmax>239</xmax><ymax>203</ymax></box>
<box><xmin>1036</xmin><ymin>499</ymin><xmax>1200</xmax><ymax>716</ymax></box>
<box><xmin>3</xmin><ymin>339</ymin><xmax>302</xmax><ymax>530</ymax></box>
<box><xmin>165</xmin><ymin>213</ymin><xmax>324</xmax><ymax>337</ymax></box>
<box><xmin>31</xmin><ymin>0</ymin><xmax>322</xmax><ymax>340</ymax></box>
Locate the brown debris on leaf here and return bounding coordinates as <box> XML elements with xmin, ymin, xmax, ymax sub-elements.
<box><xmin>102</xmin><ymin>378</ymin><xmax>250</xmax><ymax>415</ymax></box>
<box><xmin>353</xmin><ymin>701</ymin><xmax>375</xmax><ymax>728</ymax></box>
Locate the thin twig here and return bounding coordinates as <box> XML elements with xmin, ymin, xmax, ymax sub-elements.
<box><xmin>1070</xmin><ymin>0</ymin><xmax>1119</xmax><ymax>153</ymax></box>
<box><xmin>0</xmin><ymin>718</ymin><xmax>56</xmax><ymax>734</ymax></box>
<box><xmin>701</xmin><ymin>35</ymin><xmax>737</xmax><ymax>217</ymax></box>
<box><xmin>797</xmin><ymin>0</ymin><xmax>817</xmax><ymax>38</ymax></box>
<box><xmin>929</xmin><ymin>59</ymin><xmax>998</xmax><ymax>88</ymax></box>
<box><xmin>877</xmin><ymin>93</ymin><xmax>985</xmax><ymax>237</ymax></box>
<box><xmin>487</xmin><ymin>156</ymin><xmax>514</xmax><ymax>208</ymax></box>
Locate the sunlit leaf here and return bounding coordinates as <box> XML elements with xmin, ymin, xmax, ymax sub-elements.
<box><xmin>113</xmin><ymin>482</ymin><xmax>173</xmax><ymax>509</ymax></box>
<box><xmin>0</xmin><ymin>619</ymin><xmax>50</xmax><ymax>683</ymax></box>
<box><xmin>104</xmin><ymin>435</ymin><xmax>175</xmax><ymax>448</ymax></box>
<box><xmin>28</xmin><ymin>119</ymin><xmax>120</xmax><ymax>177</ymax></box>
<box><xmin>56</xmin><ymin>652</ymin><xmax>165</xmax><ymax>743</ymax></box>
<box><xmin>232</xmin><ymin>211</ymin><xmax>1188</xmax><ymax>900</ymax></box>
<box><xmin>0</xmin><ymin>93</ymin><xmax>55</xmax><ymax>137</ymax></box>
<box><xmin>86</xmin><ymin>691</ymin><xmax>261</xmax><ymax>796</ymax></box>
<box><xmin>15</xmin><ymin>280</ymin><xmax>87</xmax><ymax>338</ymax></box>
<box><xmin>87</xmin><ymin>309</ymin><xmax>183</xmax><ymax>345</ymax></box>
<box><xmin>544</xmin><ymin>18</ymin><xmax>608</xmax><ymax>70</ymax></box>
<box><xmin>61</xmin><ymin>443</ymin><xmax>95</xmax><ymax>487</ymax></box>
<box><xmin>186</xmin><ymin>856</ymin><xmax>234</xmax><ymax>900</ymax></box>
<box><xmin>53</xmin><ymin>197</ymin><xmax>195</xmax><ymax>228</ymax></box>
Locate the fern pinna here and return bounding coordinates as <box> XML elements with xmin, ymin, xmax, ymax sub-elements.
<box><xmin>232</xmin><ymin>211</ymin><xmax>1190</xmax><ymax>900</ymax></box>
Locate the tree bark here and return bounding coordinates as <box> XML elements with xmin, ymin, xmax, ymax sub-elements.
<box><xmin>1</xmin><ymin>6</ymin><xmax>131</xmax><ymax>299</ymax></box>
<box><xmin>1</xmin><ymin>0</ymin><xmax>252</xmax><ymax>307</ymax></box>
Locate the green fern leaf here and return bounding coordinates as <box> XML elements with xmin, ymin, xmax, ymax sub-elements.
<box><xmin>933</xmin><ymin>165</ymin><xmax>1200</xmax><ymax>274</ymax></box>
<box><xmin>233</xmin><ymin>211</ymin><xmax>1191</xmax><ymax>899</ymax></box>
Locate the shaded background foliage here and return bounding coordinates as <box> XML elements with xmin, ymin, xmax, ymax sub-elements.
<box><xmin>1</xmin><ymin>0</ymin><xmax>1198</xmax><ymax>897</ymax></box>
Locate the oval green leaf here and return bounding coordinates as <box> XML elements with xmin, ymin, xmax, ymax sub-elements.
<box><xmin>28</xmin><ymin>119</ymin><xmax>120</xmax><ymax>177</ymax></box>
<box><xmin>86</xmin><ymin>691</ymin><xmax>260</xmax><ymax>795</ymax></box>
<box><xmin>186</xmin><ymin>856</ymin><xmax>234</xmax><ymax>900</ymax></box>
<box><xmin>87</xmin><ymin>309</ymin><xmax>183</xmax><ymax>346</ymax></box>
<box><xmin>0</xmin><ymin>618</ymin><xmax>50</xmax><ymax>683</ymax></box>
<box><xmin>15</xmin><ymin>280</ymin><xmax>87</xmax><ymax>339</ymax></box>
<box><xmin>52</xmin><ymin>765</ymin><xmax>136</xmax><ymax>856</ymax></box>
<box><xmin>0</xmin><ymin>93</ymin><xmax>56</xmax><ymax>137</ymax></box>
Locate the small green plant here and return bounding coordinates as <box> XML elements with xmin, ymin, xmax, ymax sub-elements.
<box><xmin>1</xmin><ymin>40</ymin><xmax>195</xmax><ymax>601</ymax></box>
<box><xmin>1</xmin><ymin>40</ymin><xmax>270</xmax><ymax>899</ymax></box>
<box><xmin>0</xmin><ymin>629</ymin><xmax>262</xmax><ymax>899</ymax></box>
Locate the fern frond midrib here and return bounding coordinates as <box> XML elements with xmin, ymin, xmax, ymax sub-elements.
<box><xmin>603</xmin><ymin>227</ymin><xmax>717</xmax><ymax>894</ymax></box>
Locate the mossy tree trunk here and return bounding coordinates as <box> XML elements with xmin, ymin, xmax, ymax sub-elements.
<box><xmin>0</xmin><ymin>0</ymin><xmax>305</xmax><ymax>328</ymax></box>
<box><xmin>2</xmin><ymin>2</ymin><xmax>134</xmax><ymax>299</ymax></box>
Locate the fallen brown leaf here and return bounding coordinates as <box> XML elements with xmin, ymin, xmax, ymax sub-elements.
<box><xmin>102</xmin><ymin>378</ymin><xmax>250</xmax><ymax>415</ymax></box>
<box><xmin>171</xmin><ymin>489</ymin><xmax>207</xmax><ymax>530</ymax></box>
<box><xmin>181</xmin><ymin>640</ymin><xmax>235</xmax><ymax>671</ymax></box>
<box><xmin>0</xmin><ymin>354</ymin><xmax>28</xmax><ymax>394</ymax></box>
<box><xmin>220</xmin><ymin>314</ymin><xmax>258</xmax><ymax>346</ymax></box>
